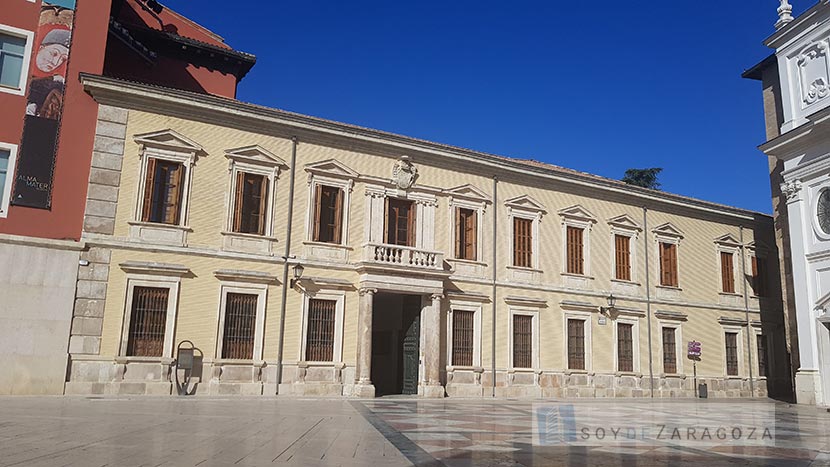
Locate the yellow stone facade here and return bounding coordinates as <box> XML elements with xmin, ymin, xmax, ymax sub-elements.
<box><xmin>65</xmin><ymin>75</ymin><xmax>789</xmax><ymax>398</ymax></box>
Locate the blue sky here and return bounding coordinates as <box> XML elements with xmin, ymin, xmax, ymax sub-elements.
<box><xmin>168</xmin><ymin>1</ymin><xmax>808</xmax><ymax>214</ymax></box>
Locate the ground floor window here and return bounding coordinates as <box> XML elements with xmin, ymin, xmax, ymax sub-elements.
<box><xmin>512</xmin><ymin>314</ymin><xmax>533</xmax><ymax>369</ymax></box>
<box><xmin>725</xmin><ymin>332</ymin><xmax>739</xmax><ymax>376</ymax></box>
<box><xmin>757</xmin><ymin>334</ymin><xmax>768</xmax><ymax>378</ymax></box>
<box><xmin>452</xmin><ymin>309</ymin><xmax>475</xmax><ymax>366</ymax></box>
<box><xmin>567</xmin><ymin>318</ymin><xmax>586</xmax><ymax>370</ymax></box>
<box><xmin>221</xmin><ymin>293</ymin><xmax>258</xmax><ymax>359</ymax></box>
<box><xmin>617</xmin><ymin>322</ymin><xmax>633</xmax><ymax>372</ymax></box>
<box><xmin>127</xmin><ymin>286</ymin><xmax>169</xmax><ymax>357</ymax></box>
<box><xmin>662</xmin><ymin>327</ymin><xmax>677</xmax><ymax>374</ymax></box>
<box><xmin>305</xmin><ymin>299</ymin><xmax>336</xmax><ymax>362</ymax></box>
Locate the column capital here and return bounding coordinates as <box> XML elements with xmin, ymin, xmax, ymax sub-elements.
<box><xmin>430</xmin><ymin>293</ymin><xmax>444</xmax><ymax>302</ymax></box>
<box><xmin>359</xmin><ymin>288</ymin><xmax>377</xmax><ymax>297</ymax></box>
<box><xmin>781</xmin><ymin>180</ymin><xmax>802</xmax><ymax>204</ymax></box>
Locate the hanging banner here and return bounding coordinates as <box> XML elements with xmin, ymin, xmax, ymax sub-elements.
<box><xmin>12</xmin><ymin>0</ymin><xmax>76</xmax><ymax>209</ymax></box>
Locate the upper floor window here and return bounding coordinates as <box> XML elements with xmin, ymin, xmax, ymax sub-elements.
<box><xmin>312</xmin><ymin>184</ymin><xmax>343</xmax><ymax>244</ymax></box>
<box><xmin>133</xmin><ymin>130</ymin><xmax>203</xmax><ymax>232</ymax></box>
<box><xmin>232</xmin><ymin>172</ymin><xmax>268</xmax><ymax>235</ymax></box>
<box><xmin>559</xmin><ymin>205</ymin><xmax>596</xmax><ymax>276</ymax></box>
<box><xmin>455</xmin><ymin>207</ymin><xmax>477</xmax><ymax>260</ymax></box>
<box><xmin>304</xmin><ymin>159</ymin><xmax>356</xmax><ymax>252</ymax></box>
<box><xmin>0</xmin><ymin>143</ymin><xmax>18</xmax><ymax>218</ymax></box>
<box><xmin>653</xmin><ymin>223</ymin><xmax>683</xmax><ymax>288</ymax></box>
<box><xmin>141</xmin><ymin>158</ymin><xmax>184</xmax><ymax>225</ymax></box>
<box><xmin>505</xmin><ymin>195</ymin><xmax>545</xmax><ymax>271</ymax></box>
<box><xmin>225</xmin><ymin>145</ymin><xmax>285</xmax><ymax>240</ymax></box>
<box><xmin>751</xmin><ymin>254</ymin><xmax>766</xmax><ymax>297</ymax></box>
<box><xmin>720</xmin><ymin>251</ymin><xmax>735</xmax><ymax>293</ymax></box>
<box><xmin>386</xmin><ymin>198</ymin><xmax>415</xmax><ymax>246</ymax></box>
<box><xmin>0</xmin><ymin>26</ymin><xmax>34</xmax><ymax>95</ymax></box>
<box><xmin>608</xmin><ymin>214</ymin><xmax>641</xmax><ymax>283</ymax></box>
<box><xmin>446</xmin><ymin>184</ymin><xmax>489</xmax><ymax>264</ymax></box>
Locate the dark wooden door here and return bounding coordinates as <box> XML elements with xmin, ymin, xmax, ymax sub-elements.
<box><xmin>400</xmin><ymin>307</ymin><xmax>420</xmax><ymax>395</ymax></box>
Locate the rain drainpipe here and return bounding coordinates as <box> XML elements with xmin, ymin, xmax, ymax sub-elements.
<box><xmin>643</xmin><ymin>207</ymin><xmax>654</xmax><ymax>398</ymax></box>
<box><xmin>491</xmin><ymin>176</ymin><xmax>498</xmax><ymax>397</ymax></box>
<box><xmin>275</xmin><ymin>137</ymin><xmax>298</xmax><ymax>395</ymax></box>
<box><xmin>740</xmin><ymin>226</ymin><xmax>755</xmax><ymax>397</ymax></box>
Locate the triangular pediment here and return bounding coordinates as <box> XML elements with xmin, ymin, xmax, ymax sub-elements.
<box><xmin>504</xmin><ymin>194</ymin><xmax>545</xmax><ymax>212</ymax></box>
<box><xmin>446</xmin><ymin>184</ymin><xmax>490</xmax><ymax>202</ymax></box>
<box><xmin>607</xmin><ymin>214</ymin><xmax>642</xmax><ymax>231</ymax></box>
<box><xmin>558</xmin><ymin>205</ymin><xmax>597</xmax><ymax>223</ymax></box>
<box><xmin>652</xmin><ymin>222</ymin><xmax>684</xmax><ymax>239</ymax></box>
<box><xmin>134</xmin><ymin>129</ymin><xmax>203</xmax><ymax>153</ymax></box>
<box><xmin>225</xmin><ymin>145</ymin><xmax>287</xmax><ymax>167</ymax></box>
<box><xmin>714</xmin><ymin>233</ymin><xmax>741</xmax><ymax>247</ymax></box>
<box><xmin>304</xmin><ymin>159</ymin><xmax>359</xmax><ymax>178</ymax></box>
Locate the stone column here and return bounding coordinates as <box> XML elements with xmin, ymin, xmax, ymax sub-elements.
<box><xmin>421</xmin><ymin>293</ymin><xmax>445</xmax><ymax>398</ymax></box>
<box><xmin>354</xmin><ymin>288</ymin><xmax>376</xmax><ymax>397</ymax></box>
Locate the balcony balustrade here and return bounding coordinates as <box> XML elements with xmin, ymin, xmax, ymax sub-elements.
<box><xmin>363</xmin><ymin>243</ymin><xmax>444</xmax><ymax>271</ymax></box>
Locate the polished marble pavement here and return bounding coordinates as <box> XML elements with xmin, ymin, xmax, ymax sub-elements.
<box><xmin>0</xmin><ymin>397</ymin><xmax>828</xmax><ymax>466</ymax></box>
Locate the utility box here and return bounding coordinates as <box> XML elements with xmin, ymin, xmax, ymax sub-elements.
<box><xmin>698</xmin><ymin>383</ymin><xmax>708</xmax><ymax>399</ymax></box>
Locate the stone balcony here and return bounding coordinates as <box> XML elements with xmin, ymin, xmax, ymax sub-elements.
<box><xmin>363</xmin><ymin>243</ymin><xmax>444</xmax><ymax>270</ymax></box>
<box><xmin>357</xmin><ymin>243</ymin><xmax>450</xmax><ymax>292</ymax></box>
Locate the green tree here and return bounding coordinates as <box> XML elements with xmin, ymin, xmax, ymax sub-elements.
<box><xmin>621</xmin><ymin>168</ymin><xmax>663</xmax><ymax>190</ymax></box>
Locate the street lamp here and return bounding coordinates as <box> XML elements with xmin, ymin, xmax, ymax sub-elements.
<box><xmin>290</xmin><ymin>263</ymin><xmax>304</xmax><ymax>288</ymax></box>
<box><xmin>599</xmin><ymin>293</ymin><xmax>616</xmax><ymax>316</ymax></box>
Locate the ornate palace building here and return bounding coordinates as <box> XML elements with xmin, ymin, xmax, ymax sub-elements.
<box><xmin>745</xmin><ymin>0</ymin><xmax>830</xmax><ymax>406</ymax></box>
<box><xmin>61</xmin><ymin>71</ymin><xmax>789</xmax><ymax>398</ymax></box>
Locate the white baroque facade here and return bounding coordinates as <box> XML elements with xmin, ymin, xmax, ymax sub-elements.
<box><xmin>747</xmin><ymin>0</ymin><xmax>830</xmax><ymax>406</ymax></box>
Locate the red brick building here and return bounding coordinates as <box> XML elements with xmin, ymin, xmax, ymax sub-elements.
<box><xmin>0</xmin><ymin>0</ymin><xmax>253</xmax><ymax>394</ymax></box>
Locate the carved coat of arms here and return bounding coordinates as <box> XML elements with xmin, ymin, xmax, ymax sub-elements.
<box><xmin>392</xmin><ymin>156</ymin><xmax>418</xmax><ymax>190</ymax></box>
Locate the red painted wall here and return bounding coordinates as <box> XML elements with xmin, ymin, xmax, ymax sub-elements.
<box><xmin>0</xmin><ymin>0</ymin><xmax>111</xmax><ymax>241</ymax></box>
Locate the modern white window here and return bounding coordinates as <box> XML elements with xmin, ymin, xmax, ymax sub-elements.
<box><xmin>0</xmin><ymin>142</ymin><xmax>18</xmax><ymax>217</ymax></box>
<box><xmin>446</xmin><ymin>301</ymin><xmax>482</xmax><ymax>368</ymax></box>
<box><xmin>300</xmin><ymin>290</ymin><xmax>345</xmax><ymax>363</ymax></box>
<box><xmin>216</xmin><ymin>283</ymin><xmax>267</xmax><ymax>361</ymax></box>
<box><xmin>508</xmin><ymin>307</ymin><xmax>539</xmax><ymax>370</ymax></box>
<box><xmin>0</xmin><ymin>25</ymin><xmax>34</xmax><ymax>95</ymax></box>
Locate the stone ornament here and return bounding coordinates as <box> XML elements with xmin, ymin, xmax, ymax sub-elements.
<box><xmin>780</xmin><ymin>180</ymin><xmax>802</xmax><ymax>201</ymax></box>
<box><xmin>392</xmin><ymin>156</ymin><xmax>419</xmax><ymax>190</ymax></box>
<box><xmin>776</xmin><ymin>0</ymin><xmax>794</xmax><ymax>29</ymax></box>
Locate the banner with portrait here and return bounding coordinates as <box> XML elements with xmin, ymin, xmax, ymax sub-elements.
<box><xmin>12</xmin><ymin>0</ymin><xmax>76</xmax><ymax>209</ymax></box>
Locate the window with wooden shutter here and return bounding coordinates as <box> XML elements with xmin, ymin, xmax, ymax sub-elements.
<box><xmin>567</xmin><ymin>319</ymin><xmax>585</xmax><ymax>370</ymax></box>
<box><xmin>662</xmin><ymin>327</ymin><xmax>677</xmax><ymax>374</ymax></box>
<box><xmin>615</xmin><ymin>234</ymin><xmax>631</xmax><ymax>281</ymax></box>
<box><xmin>314</xmin><ymin>185</ymin><xmax>344</xmax><ymax>244</ymax></box>
<box><xmin>617</xmin><ymin>323</ymin><xmax>633</xmax><ymax>372</ymax></box>
<box><xmin>305</xmin><ymin>299</ymin><xmax>336</xmax><ymax>361</ymax></box>
<box><xmin>232</xmin><ymin>172</ymin><xmax>268</xmax><ymax>235</ymax></box>
<box><xmin>512</xmin><ymin>314</ymin><xmax>533</xmax><ymax>369</ymax></box>
<box><xmin>455</xmin><ymin>208</ymin><xmax>477</xmax><ymax>261</ymax></box>
<box><xmin>452</xmin><ymin>310</ymin><xmax>474</xmax><ymax>366</ymax></box>
<box><xmin>126</xmin><ymin>286</ymin><xmax>169</xmax><ymax>357</ymax></box>
<box><xmin>752</xmin><ymin>256</ymin><xmax>766</xmax><ymax>297</ymax></box>
<box><xmin>385</xmin><ymin>198</ymin><xmax>415</xmax><ymax>246</ymax></box>
<box><xmin>143</xmin><ymin>159</ymin><xmax>185</xmax><ymax>225</ymax></box>
<box><xmin>659</xmin><ymin>242</ymin><xmax>678</xmax><ymax>287</ymax></box>
<box><xmin>513</xmin><ymin>217</ymin><xmax>533</xmax><ymax>268</ymax></box>
<box><xmin>566</xmin><ymin>226</ymin><xmax>584</xmax><ymax>275</ymax></box>
<box><xmin>721</xmin><ymin>251</ymin><xmax>735</xmax><ymax>293</ymax></box>
<box><xmin>221</xmin><ymin>293</ymin><xmax>258</xmax><ymax>359</ymax></box>
<box><xmin>725</xmin><ymin>332</ymin><xmax>739</xmax><ymax>376</ymax></box>
<box><xmin>757</xmin><ymin>334</ymin><xmax>769</xmax><ymax>378</ymax></box>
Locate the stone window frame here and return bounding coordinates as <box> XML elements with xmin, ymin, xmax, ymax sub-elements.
<box><xmin>607</xmin><ymin>214</ymin><xmax>642</xmax><ymax>284</ymax></box>
<box><xmin>222</xmin><ymin>146</ymin><xmax>286</xmax><ymax>241</ymax></box>
<box><xmin>508</xmin><ymin>306</ymin><xmax>540</xmax><ymax>371</ymax></box>
<box><xmin>446</xmin><ymin>184</ymin><xmax>489</xmax><ymax>265</ymax></box>
<box><xmin>446</xmin><ymin>300</ymin><xmax>483</xmax><ymax>368</ymax></box>
<box><xmin>214</xmin><ymin>281</ymin><xmax>268</xmax><ymax>363</ymax></box>
<box><xmin>299</xmin><ymin>289</ymin><xmax>345</xmax><ymax>364</ymax></box>
<box><xmin>130</xmin><ymin>130</ymin><xmax>203</xmax><ymax>246</ymax></box>
<box><xmin>119</xmin><ymin>274</ymin><xmax>181</xmax><ymax>360</ymax></box>
<box><xmin>752</xmin><ymin>325</ymin><xmax>768</xmax><ymax>380</ymax></box>
<box><xmin>0</xmin><ymin>141</ymin><xmax>19</xmax><ymax>218</ymax></box>
<box><xmin>558</xmin><ymin>205</ymin><xmax>597</xmax><ymax>278</ymax></box>
<box><xmin>714</xmin><ymin>234</ymin><xmax>742</xmax><ymax>297</ymax></box>
<box><xmin>746</xmin><ymin>242</ymin><xmax>769</xmax><ymax>298</ymax></box>
<box><xmin>505</xmin><ymin>195</ymin><xmax>545</xmax><ymax>272</ymax></box>
<box><xmin>613</xmin><ymin>317</ymin><xmax>640</xmax><ymax>374</ymax></box>
<box><xmin>562</xmin><ymin>310</ymin><xmax>593</xmax><ymax>374</ymax></box>
<box><xmin>303</xmin><ymin>160</ymin><xmax>357</xmax><ymax>260</ymax></box>
<box><xmin>652</xmin><ymin>223</ymin><xmax>684</xmax><ymax>290</ymax></box>
<box><xmin>0</xmin><ymin>23</ymin><xmax>34</xmax><ymax>96</ymax></box>
<box><xmin>721</xmin><ymin>325</ymin><xmax>744</xmax><ymax>378</ymax></box>
<box><xmin>657</xmin><ymin>321</ymin><xmax>684</xmax><ymax>377</ymax></box>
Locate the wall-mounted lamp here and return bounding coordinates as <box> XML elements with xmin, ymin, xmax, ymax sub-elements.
<box><xmin>290</xmin><ymin>263</ymin><xmax>304</xmax><ymax>288</ymax></box>
<box><xmin>599</xmin><ymin>293</ymin><xmax>616</xmax><ymax>316</ymax></box>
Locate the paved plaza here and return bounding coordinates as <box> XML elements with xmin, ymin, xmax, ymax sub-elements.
<box><xmin>0</xmin><ymin>397</ymin><xmax>829</xmax><ymax>466</ymax></box>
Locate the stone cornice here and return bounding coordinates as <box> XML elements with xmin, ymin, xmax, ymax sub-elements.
<box><xmin>80</xmin><ymin>74</ymin><xmax>767</xmax><ymax>223</ymax></box>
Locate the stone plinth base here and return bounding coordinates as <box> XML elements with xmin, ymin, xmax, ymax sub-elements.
<box><xmin>352</xmin><ymin>383</ymin><xmax>376</xmax><ymax>398</ymax></box>
<box><xmin>795</xmin><ymin>370</ymin><xmax>822</xmax><ymax>405</ymax></box>
<box><xmin>419</xmin><ymin>384</ymin><xmax>445</xmax><ymax>398</ymax></box>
